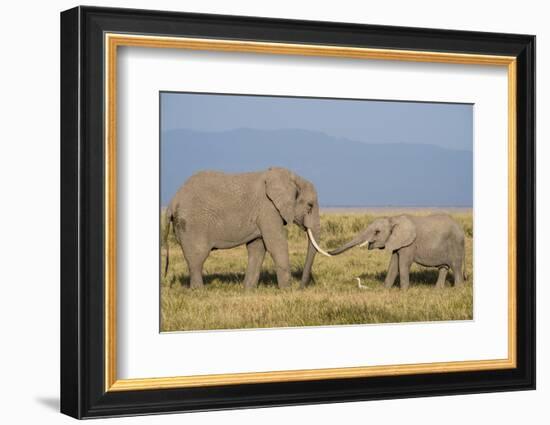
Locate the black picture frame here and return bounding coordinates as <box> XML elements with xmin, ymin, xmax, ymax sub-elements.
<box><xmin>60</xmin><ymin>5</ymin><xmax>535</xmax><ymax>419</ymax></box>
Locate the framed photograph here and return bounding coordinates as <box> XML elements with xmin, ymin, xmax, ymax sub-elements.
<box><xmin>60</xmin><ymin>6</ymin><xmax>535</xmax><ymax>419</ymax></box>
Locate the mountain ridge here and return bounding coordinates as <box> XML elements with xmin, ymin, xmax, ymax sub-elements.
<box><xmin>160</xmin><ymin>128</ymin><xmax>473</xmax><ymax>207</ymax></box>
<box><xmin>163</xmin><ymin>128</ymin><xmax>473</xmax><ymax>153</ymax></box>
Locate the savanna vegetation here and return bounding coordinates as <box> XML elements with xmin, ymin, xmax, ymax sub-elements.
<box><xmin>160</xmin><ymin>209</ymin><xmax>473</xmax><ymax>331</ymax></box>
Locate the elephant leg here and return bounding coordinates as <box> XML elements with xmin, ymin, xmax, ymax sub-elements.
<box><xmin>186</xmin><ymin>253</ymin><xmax>208</xmax><ymax>289</ymax></box>
<box><xmin>452</xmin><ymin>258</ymin><xmax>464</xmax><ymax>287</ymax></box>
<box><xmin>269</xmin><ymin>245</ymin><xmax>291</xmax><ymax>289</ymax></box>
<box><xmin>262</xmin><ymin>233</ymin><xmax>291</xmax><ymax>289</ymax></box>
<box><xmin>384</xmin><ymin>253</ymin><xmax>399</xmax><ymax>288</ymax></box>
<box><xmin>398</xmin><ymin>253</ymin><xmax>412</xmax><ymax>290</ymax></box>
<box><xmin>181</xmin><ymin>239</ymin><xmax>210</xmax><ymax>289</ymax></box>
<box><xmin>435</xmin><ymin>267</ymin><xmax>448</xmax><ymax>289</ymax></box>
<box><xmin>243</xmin><ymin>238</ymin><xmax>266</xmax><ymax>289</ymax></box>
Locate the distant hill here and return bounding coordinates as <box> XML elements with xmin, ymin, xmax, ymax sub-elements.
<box><xmin>160</xmin><ymin>128</ymin><xmax>472</xmax><ymax>207</ymax></box>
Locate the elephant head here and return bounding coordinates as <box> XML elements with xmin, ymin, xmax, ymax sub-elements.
<box><xmin>329</xmin><ymin>215</ymin><xmax>417</xmax><ymax>255</ymax></box>
<box><xmin>265</xmin><ymin>167</ymin><xmax>331</xmax><ymax>287</ymax></box>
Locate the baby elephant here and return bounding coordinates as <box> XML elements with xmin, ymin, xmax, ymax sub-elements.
<box><xmin>329</xmin><ymin>214</ymin><xmax>466</xmax><ymax>289</ymax></box>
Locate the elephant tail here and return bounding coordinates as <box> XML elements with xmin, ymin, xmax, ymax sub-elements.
<box><xmin>163</xmin><ymin>206</ymin><xmax>173</xmax><ymax>278</ymax></box>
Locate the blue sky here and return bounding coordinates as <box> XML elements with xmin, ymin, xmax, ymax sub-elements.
<box><xmin>161</xmin><ymin>92</ymin><xmax>473</xmax><ymax>151</ymax></box>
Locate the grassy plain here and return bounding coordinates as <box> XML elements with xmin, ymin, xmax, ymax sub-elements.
<box><xmin>160</xmin><ymin>209</ymin><xmax>473</xmax><ymax>331</ymax></box>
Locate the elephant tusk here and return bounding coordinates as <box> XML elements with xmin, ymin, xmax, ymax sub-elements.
<box><xmin>307</xmin><ymin>228</ymin><xmax>332</xmax><ymax>257</ymax></box>
<box><xmin>359</xmin><ymin>240</ymin><xmax>370</xmax><ymax>248</ymax></box>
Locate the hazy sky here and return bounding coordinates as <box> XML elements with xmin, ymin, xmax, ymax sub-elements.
<box><xmin>161</xmin><ymin>92</ymin><xmax>473</xmax><ymax>151</ymax></box>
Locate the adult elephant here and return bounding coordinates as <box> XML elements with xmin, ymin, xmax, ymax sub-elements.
<box><xmin>163</xmin><ymin>167</ymin><xmax>331</xmax><ymax>289</ymax></box>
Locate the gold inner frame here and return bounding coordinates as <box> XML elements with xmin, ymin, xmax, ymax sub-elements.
<box><xmin>104</xmin><ymin>33</ymin><xmax>517</xmax><ymax>392</ymax></box>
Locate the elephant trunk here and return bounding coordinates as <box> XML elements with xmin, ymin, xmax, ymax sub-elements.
<box><xmin>329</xmin><ymin>232</ymin><xmax>369</xmax><ymax>256</ymax></box>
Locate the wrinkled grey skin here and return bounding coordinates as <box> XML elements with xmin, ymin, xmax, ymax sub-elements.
<box><xmin>164</xmin><ymin>167</ymin><xmax>322</xmax><ymax>289</ymax></box>
<box><xmin>329</xmin><ymin>214</ymin><xmax>466</xmax><ymax>289</ymax></box>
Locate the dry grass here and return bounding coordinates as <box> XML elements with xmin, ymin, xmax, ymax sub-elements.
<box><xmin>160</xmin><ymin>209</ymin><xmax>473</xmax><ymax>331</ymax></box>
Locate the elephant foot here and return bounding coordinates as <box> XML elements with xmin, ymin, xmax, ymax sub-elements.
<box><xmin>299</xmin><ymin>278</ymin><xmax>312</xmax><ymax>289</ymax></box>
<box><xmin>275</xmin><ymin>269</ymin><xmax>291</xmax><ymax>290</ymax></box>
<box><xmin>189</xmin><ymin>281</ymin><xmax>204</xmax><ymax>290</ymax></box>
<box><xmin>277</xmin><ymin>282</ymin><xmax>292</xmax><ymax>290</ymax></box>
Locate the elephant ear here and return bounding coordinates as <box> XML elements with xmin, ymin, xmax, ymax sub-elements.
<box><xmin>386</xmin><ymin>215</ymin><xmax>416</xmax><ymax>252</ymax></box>
<box><xmin>265</xmin><ymin>167</ymin><xmax>297</xmax><ymax>225</ymax></box>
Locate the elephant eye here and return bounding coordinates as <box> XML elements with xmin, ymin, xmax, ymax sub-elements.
<box><xmin>307</xmin><ymin>202</ymin><xmax>314</xmax><ymax>212</ymax></box>
<box><xmin>374</xmin><ymin>230</ymin><xmax>380</xmax><ymax>235</ymax></box>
